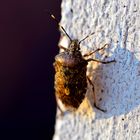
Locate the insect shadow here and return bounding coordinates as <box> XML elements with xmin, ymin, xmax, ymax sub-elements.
<box><xmin>88</xmin><ymin>43</ymin><xmax>140</xmax><ymax>120</ymax></box>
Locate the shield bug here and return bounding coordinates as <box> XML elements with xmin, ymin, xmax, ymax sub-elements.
<box><xmin>50</xmin><ymin>14</ymin><xmax>116</xmax><ymax>114</ymax></box>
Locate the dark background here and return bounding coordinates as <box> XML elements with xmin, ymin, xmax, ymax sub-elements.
<box><xmin>0</xmin><ymin>0</ymin><xmax>61</xmax><ymax>139</ymax></box>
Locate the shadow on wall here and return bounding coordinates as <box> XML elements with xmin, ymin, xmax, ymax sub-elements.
<box><xmin>87</xmin><ymin>43</ymin><xmax>140</xmax><ymax>119</ymax></box>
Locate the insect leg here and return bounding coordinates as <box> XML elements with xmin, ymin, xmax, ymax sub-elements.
<box><xmin>59</xmin><ymin>45</ymin><xmax>69</xmax><ymax>51</ymax></box>
<box><xmin>87</xmin><ymin>76</ymin><xmax>106</xmax><ymax>112</ymax></box>
<box><xmin>83</xmin><ymin>44</ymin><xmax>109</xmax><ymax>57</ymax></box>
<box><xmin>87</xmin><ymin>58</ymin><xmax>116</xmax><ymax>64</ymax></box>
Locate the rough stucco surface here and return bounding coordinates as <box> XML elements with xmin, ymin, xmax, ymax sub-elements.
<box><xmin>53</xmin><ymin>0</ymin><xmax>140</xmax><ymax>140</ymax></box>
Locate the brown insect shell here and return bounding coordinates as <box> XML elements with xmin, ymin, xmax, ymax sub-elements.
<box><xmin>54</xmin><ymin>40</ymin><xmax>88</xmax><ymax>109</ymax></box>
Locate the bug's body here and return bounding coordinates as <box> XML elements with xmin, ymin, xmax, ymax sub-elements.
<box><xmin>49</xmin><ymin>13</ymin><xmax>116</xmax><ymax>112</ymax></box>
<box><xmin>54</xmin><ymin>40</ymin><xmax>88</xmax><ymax>109</ymax></box>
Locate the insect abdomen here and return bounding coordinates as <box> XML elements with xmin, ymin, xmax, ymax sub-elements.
<box><xmin>54</xmin><ymin>61</ymin><xmax>87</xmax><ymax>109</ymax></box>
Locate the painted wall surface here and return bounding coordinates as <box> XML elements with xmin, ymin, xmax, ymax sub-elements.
<box><xmin>53</xmin><ymin>0</ymin><xmax>140</xmax><ymax>139</ymax></box>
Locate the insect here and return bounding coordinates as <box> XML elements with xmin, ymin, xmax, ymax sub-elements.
<box><xmin>50</xmin><ymin>14</ymin><xmax>116</xmax><ymax>114</ymax></box>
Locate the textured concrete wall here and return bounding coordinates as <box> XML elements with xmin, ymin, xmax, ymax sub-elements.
<box><xmin>53</xmin><ymin>0</ymin><xmax>140</xmax><ymax>140</ymax></box>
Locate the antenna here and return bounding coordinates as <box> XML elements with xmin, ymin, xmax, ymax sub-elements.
<box><xmin>79</xmin><ymin>32</ymin><xmax>95</xmax><ymax>44</ymax></box>
<box><xmin>48</xmin><ymin>13</ymin><xmax>72</xmax><ymax>41</ymax></box>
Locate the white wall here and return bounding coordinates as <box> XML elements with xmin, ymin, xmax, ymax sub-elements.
<box><xmin>53</xmin><ymin>0</ymin><xmax>140</xmax><ymax>139</ymax></box>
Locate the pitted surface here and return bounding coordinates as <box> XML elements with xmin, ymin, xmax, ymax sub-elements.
<box><xmin>53</xmin><ymin>0</ymin><xmax>140</xmax><ymax>139</ymax></box>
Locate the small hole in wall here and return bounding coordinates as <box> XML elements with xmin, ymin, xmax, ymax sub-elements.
<box><xmin>70</xmin><ymin>8</ymin><xmax>73</xmax><ymax>13</ymax></box>
<box><xmin>101</xmin><ymin>89</ymin><xmax>104</xmax><ymax>93</ymax></box>
<box><xmin>99</xmin><ymin>98</ymin><xmax>102</xmax><ymax>101</ymax></box>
